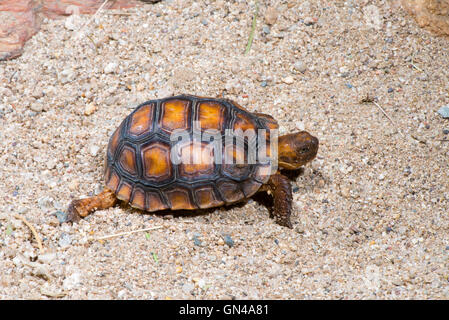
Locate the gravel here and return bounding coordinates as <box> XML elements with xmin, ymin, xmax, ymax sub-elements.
<box><xmin>0</xmin><ymin>0</ymin><xmax>448</xmax><ymax>300</ymax></box>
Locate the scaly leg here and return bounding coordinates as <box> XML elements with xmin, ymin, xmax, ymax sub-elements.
<box><xmin>67</xmin><ymin>188</ymin><xmax>117</xmax><ymax>222</ymax></box>
<box><xmin>266</xmin><ymin>172</ymin><xmax>293</xmax><ymax>228</ymax></box>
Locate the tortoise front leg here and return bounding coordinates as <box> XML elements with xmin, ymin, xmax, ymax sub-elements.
<box><xmin>67</xmin><ymin>188</ymin><xmax>117</xmax><ymax>222</ymax></box>
<box><xmin>265</xmin><ymin>172</ymin><xmax>293</xmax><ymax>228</ymax></box>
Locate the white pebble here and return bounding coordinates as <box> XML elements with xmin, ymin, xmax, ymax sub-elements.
<box><xmin>30</xmin><ymin>103</ymin><xmax>43</xmax><ymax>112</ymax></box>
<box><xmin>294</xmin><ymin>61</ymin><xmax>307</xmax><ymax>73</ymax></box>
<box><xmin>104</xmin><ymin>62</ymin><xmax>118</xmax><ymax>74</ymax></box>
<box><xmin>90</xmin><ymin>145</ymin><xmax>100</xmax><ymax>157</ymax></box>
<box><xmin>38</xmin><ymin>253</ymin><xmax>57</xmax><ymax>265</ymax></box>
<box><xmin>63</xmin><ymin>273</ymin><xmax>81</xmax><ymax>290</ymax></box>
<box><xmin>282</xmin><ymin>76</ymin><xmax>294</xmax><ymax>84</ymax></box>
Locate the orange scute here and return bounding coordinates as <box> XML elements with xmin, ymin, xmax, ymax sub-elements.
<box><xmin>116</xmin><ymin>182</ymin><xmax>132</xmax><ymax>201</ymax></box>
<box><xmin>166</xmin><ymin>188</ymin><xmax>195</xmax><ymax>210</ymax></box>
<box><xmin>131</xmin><ymin>188</ymin><xmax>145</xmax><ymax>210</ymax></box>
<box><xmin>146</xmin><ymin>191</ymin><xmax>168</xmax><ymax>212</ymax></box>
<box><xmin>197</xmin><ymin>101</ymin><xmax>225</xmax><ymax>131</ymax></box>
<box><xmin>195</xmin><ymin>187</ymin><xmax>222</xmax><ymax>208</ymax></box>
<box><xmin>119</xmin><ymin>146</ymin><xmax>137</xmax><ymax>175</ymax></box>
<box><xmin>142</xmin><ymin>143</ymin><xmax>172</xmax><ymax>181</ymax></box>
<box><xmin>108</xmin><ymin>126</ymin><xmax>121</xmax><ymax>156</ymax></box>
<box><xmin>179</xmin><ymin>142</ymin><xmax>214</xmax><ymax>178</ymax></box>
<box><xmin>160</xmin><ymin>99</ymin><xmax>190</xmax><ymax>132</ymax></box>
<box><xmin>217</xmin><ymin>181</ymin><xmax>244</xmax><ymax>203</ymax></box>
<box><xmin>129</xmin><ymin>104</ymin><xmax>153</xmax><ymax>136</ymax></box>
<box><xmin>233</xmin><ymin>113</ymin><xmax>256</xmax><ymax>132</ymax></box>
<box><xmin>106</xmin><ymin>170</ymin><xmax>120</xmax><ymax>192</ymax></box>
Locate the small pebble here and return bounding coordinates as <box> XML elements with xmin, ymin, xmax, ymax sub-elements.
<box><xmin>104</xmin><ymin>62</ymin><xmax>118</xmax><ymax>74</ymax></box>
<box><xmin>54</xmin><ymin>211</ymin><xmax>69</xmax><ymax>224</ymax></box>
<box><xmin>388</xmin><ymin>88</ymin><xmax>394</xmax><ymax>93</ymax></box>
<box><xmin>262</xmin><ymin>25</ymin><xmax>270</xmax><ymax>34</ymax></box>
<box><xmin>197</xmin><ymin>278</ymin><xmax>207</xmax><ymax>290</ymax></box>
<box><xmin>193</xmin><ymin>234</ymin><xmax>202</xmax><ymax>246</ymax></box>
<box><xmin>59</xmin><ymin>232</ymin><xmax>72</xmax><ymax>247</ymax></box>
<box><xmin>0</xmin><ymin>87</ymin><xmax>12</xmax><ymax>97</ymax></box>
<box><xmin>386</xmin><ymin>227</ymin><xmax>393</xmax><ymax>233</ymax></box>
<box><xmin>89</xmin><ymin>145</ymin><xmax>100</xmax><ymax>157</ymax></box>
<box><xmin>437</xmin><ymin>105</ymin><xmax>449</xmax><ymax>118</ymax></box>
<box><xmin>182</xmin><ymin>283</ymin><xmax>194</xmax><ymax>294</ymax></box>
<box><xmin>117</xmin><ymin>290</ymin><xmax>127</xmax><ymax>299</ymax></box>
<box><xmin>200</xmin><ymin>19</ymin><xmax>208</xmax><ymax>26</ymax></box>
<box><xmin>294</xmin><ymin>61</ymin><xmax>307</xmax><ymax>73</ymax></box>
<box><xmin>59</xmin><ymin>69</ymin><xmax>76</xmax><ymax>84</ymax></box>
<box><xmin>38</xmin><ymin>196</ymin><xmax>54</xmax><ymax>210</ymax></box>
<box><xmin>63</xmin><ymin>273</ymin><xmax>81</xmax><ymax>290</ymax></box>
<box><xmin>38</xmin><ymin>252</ymin><xmax>57</xmax><ymax>264</ymax></box>
<box><xmin>345</xmin><ymin>83</ymin><xmax>354</xmax><ymax>89</ymax></box>
<box><xmin>84</xmin><ymin>103</ymin><xmax>96</xmax><ymax>116</ymax></box>
<box><xmin>223</xmin><ymin>234</ymin><xmax>234</xmax><ymax>247</ymax></box>
<box><xmin>68</xmin><ymin>180</ymin><xmax>79</xmax><ymax>191</ymax></box>
<box><xmin>282</xmin><ymin>76</ymin><xmax>294</xmax><ymax>84</ymax></box>
<box><xmin>30</xmin><ymin>103</ymin><xmax>43</xmax><ymax>112</ymax></box>
<box><xmin>18</xmin><ymin>207</ymin><xmax>28</xmax><ymax>214</ymax></box>
<box><xmin>443</xmin><ymin>129</ymin><xmax>449</xmax><ymax>134</ymax></box>
<box><xmin>404</xmin><ymin>166</ymin><xmax>412</xmax><ymax>176</ymax></box>
<box><xmin>31</xmin><ymin>87</ymin><xmax>44</xmax><ymax>99</ymax></box>
<box><xmin>265</xmin><ymin>7</ymin><xmax>278</xmax><ymax>25</ymax></box>
<box><xmin>303</xmin><ymin>17</ymin><xmax>316</xmax><ymax>26</ymax></box>
<box><xmin>260</xmin><ymin>81</ymin><xmax>268</xmax><ymax>87</ymax></box>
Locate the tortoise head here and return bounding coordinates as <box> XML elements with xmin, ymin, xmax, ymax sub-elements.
<box><xmin>277</xmin><ymin>131</ymin><xmax>319</xmax><ymax>170</ymax></box>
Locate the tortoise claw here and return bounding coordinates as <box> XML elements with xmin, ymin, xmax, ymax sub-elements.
<box><xmin>275</xmin><ymin>217</ymin><xmax>293</xmax><ymax>229</ymax></box>
<box><xmin>66</xmin><ymin>200</ymin><xmax>82</xmax><ymax>223</ymax></box>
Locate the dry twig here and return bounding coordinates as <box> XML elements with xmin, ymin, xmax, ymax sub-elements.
<box><xmin>92</xmin><ymin>226</ymin><xmax>163</xmax><ymax>241</ymax></box>
<box><xmin>14</xmin><ymin>215</ymin><xmax>44</xmax><ymax>254</ymax></box>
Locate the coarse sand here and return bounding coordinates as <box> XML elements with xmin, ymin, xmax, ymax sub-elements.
<box><xmin>0</xmin><ymin>0</ymin><xmax>448</xmax><ymax>299</ymax></box>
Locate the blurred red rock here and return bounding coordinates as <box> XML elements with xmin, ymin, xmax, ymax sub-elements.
<box><xmin>0</xmin><ymin>0</ymin><xmax>41</xmax><ymax>60</ymax></box>
<box><xmin>0</xmin><ymin>0</ymin><xmax>142</xmax><ymax>61</ymax></box>
<box><xmin>402</xmin><ymin>0</ymin><xmax>449</xmax><ymax>36</ymax></box>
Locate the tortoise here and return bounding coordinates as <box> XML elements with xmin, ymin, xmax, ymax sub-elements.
<box><xmin>67</xmin><ymin>94</ymin><xmax>318</xmax><ymax>228</ymax></box>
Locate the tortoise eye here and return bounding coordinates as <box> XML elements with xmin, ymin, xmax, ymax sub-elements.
<box><xmin>300</xmin><ymin>147</ymin><xmax>309</xmax><ymax>154</ymax></box>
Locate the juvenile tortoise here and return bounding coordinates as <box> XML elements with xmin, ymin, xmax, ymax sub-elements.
<box><xmin>67</xmin><ymin>94</ymin><xmax>318</xmax><ymax>228</ymax></box>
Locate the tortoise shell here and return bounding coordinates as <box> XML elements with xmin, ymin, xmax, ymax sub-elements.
<box><xmin>104</xmin><ymin>94</ymin><xmax>278</xmax><ymax>212</ymax></box>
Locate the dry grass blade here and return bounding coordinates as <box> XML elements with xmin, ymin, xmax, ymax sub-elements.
<box><xmin>106</xmin><ymin>12</ymin><xmax>133</xmax><ymax>16</ymax></box>
<box><xmin>40</xmin><ymin>287</ymin><xmax>68</xmax><ymax>298</ymax></box>
<box><xmin>74</xmin><ymin>0</ymin><xmax>109</xmax><ymax>40</ymax></box>
<box><xmin>372</xmin><ymin>101</ymin><xmax>404</xmax><ymax>137</ymax></box>
<box><xmin>360</xmin><ymin>95</ymin><xmax>404</xmax><ymax>138</ymax></box>
<box><xmin>92</xmin><ymin>226</ymin><xmax>164</xmax><ymax>241</ymax></box>
<box><xmin>14</xmin><ymin>215</ymin><xmax>44</xmax><ymax>254</ymax></box>
<box><xmin>244</xmin><ymin>0</ymin><xmax>259</xmax><ymax>55</ymax></box>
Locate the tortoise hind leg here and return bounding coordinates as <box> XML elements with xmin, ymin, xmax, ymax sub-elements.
<box><xmin>67</xmin><ymin>188</ymin><xmax>117</xmax><ymax>222</ymax></box>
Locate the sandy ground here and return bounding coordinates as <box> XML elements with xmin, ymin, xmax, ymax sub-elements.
<box><xmin>0</xmin><ymin>0</ymin><xmax>448</xmax><ymax>299</ymax></box>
